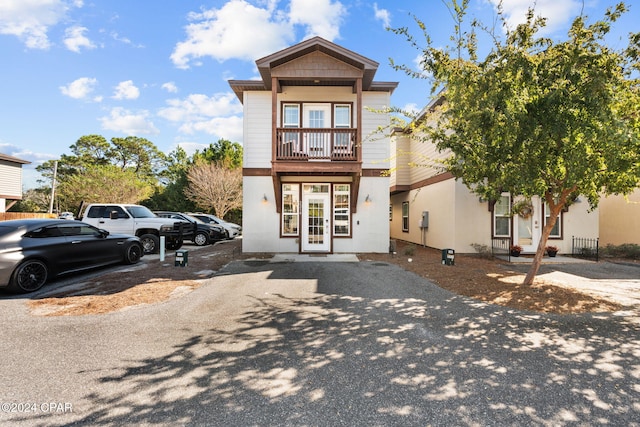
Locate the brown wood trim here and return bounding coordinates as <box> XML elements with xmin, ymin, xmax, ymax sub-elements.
<box><xmin>273</xmin><ymin>174</ymin><xmax>282</xmax><ymax>214</ymax></box>
<box><xmin>361</xmin><ymin>168</ymin><xmax>388</xmax><ymax>177</ymax></box>
<box><xmin>243</xmin><ymin>168</ymin><xmax>272</xmax><ymax>176</ymax></box>
<box><xmin>272</xmin><ymin>161</ymin><xmax>362</xmax><ymax>174</ymax></box>
<box><xmin>356</xmin><ymin>77</ymin><xmax>362</xmax><ymax>162</ymax></box>
<box><xmin>408</xmin><ymin>172</ymin><xmax>454</xmax><ymax>191</ymax></box>
<box><xmin>272</xmin><ymin>77</ymin><xmax>278</xmax><ymax>164</ymax></box>
<box><xmin>390</xmin><ymin>185</ymin><xmax>410</xmax><ymax>194</ymax></box>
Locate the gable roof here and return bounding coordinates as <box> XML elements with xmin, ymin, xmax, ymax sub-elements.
<box><xmin>0</xmin><ymin>153</ymin><xmax>30</xmax><ymax>165</ymax></box>
<box><xmin>229</xmin><ymin>36</ymin><xmax>397</xmax><ymax>102</ymax></box>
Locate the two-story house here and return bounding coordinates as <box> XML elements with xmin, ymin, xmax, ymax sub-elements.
<box><xmin>0</xmin><ymin>153</ymin><xmax>30</xmax><ymax>212</ymax></box>
<box><xmin>389</xmin><ymin>96</ymin><xmax>599</xmax><ymax>255</ymax></box>
<box><xmin>229</xmin><ymin>37</ymin><xmax>397</xmax><ymax>254</ymax></box>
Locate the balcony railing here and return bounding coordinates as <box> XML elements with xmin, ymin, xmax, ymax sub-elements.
<box><xmin>276</xmin><ymin>128</ymin><xmax>357</xmax><ymax>161</ymax></box>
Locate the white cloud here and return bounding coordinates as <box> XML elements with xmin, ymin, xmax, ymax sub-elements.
<box><xmin>63</xmin><ymin>25</ymin><xmax>95</xmax><ymax>52</ymax></box>
<box><xmin>0</xmin><ymin>0</ymin><xmax>81</xmax><ymax>49</ymax></box>
<box><xmin>158</xmin><ymin>92</ymin><xmax>242</xmax><ymax>125</ymax></box>
<box><xmin>487</xmin><ymin>0</ymin><xmax>583</xmax><ymax>34</ymax></box>
<box><xmin>178</xmin><ymin>115</ymin><xmax>243</xmax><ymax>141</ymax></box>
<box><xmin>99</xmin><ymin>107</ymin><xmax>158</xmax><ymax>135</ymax></box>
<box><xmin>162</xmin><ymin>82</ymin><xmax>178</xmax><ymax>93</ymax></box>
<box><xmin>112</xmin><ymin>80</ymin><xmax>140</xmax><ymax>100</ymax></box>
<box><xmin>171</xmin><ymin>0</ymin><xmax>292</xmax><ymax>69</ymax></box>
<box><xmin>373</xmin><ymin>3</ymin><xmax>390</xmax><ymax>29</ymax></box>
<box><xmin>289</xmin><ymin>0</ymin><xmax>346</xmax><ymax>40</ymax></box>
<box><xmin>60</xmin><ymin>77</ymin><xmax>98</xmax><ymax>99</ymax></box>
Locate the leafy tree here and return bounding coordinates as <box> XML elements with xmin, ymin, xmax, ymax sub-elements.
<box><xmin>57</xmin><ymin>164</ymin><xmax>154</xmax><ymax>206</ymax></box>
<box><xmin>392</xmin><ymin>1</ymin><xmax>640</xmax><ymax>285</ymax></box>
<box><xmin>10</xmin><ymin>188</ymin><xmax>51</xmax><ymax>212</ymax></box>
<box><xmin>193</xmin><ymin>139</ymin><xmax>243</xmax><ymax>169</ymax></box>
<box><xmin>143</xmin><ymin>146</ymin><xmax>197</xmax><ymax>212</ymax></box>
<box><xmin>108</xmin><ymin>136</ymin><xmax>168</xmax><ymax>182</ymax></box>
<box><xmin>185</xmin><ymin>159</ymin><xmax>242</xmax><ymax>218</ymax></box>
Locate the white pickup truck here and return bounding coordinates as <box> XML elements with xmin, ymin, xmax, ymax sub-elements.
<box><xmin>80</xmin><ymin>203</ymin><xmax>193</xmax><ymax>253</ymax></box>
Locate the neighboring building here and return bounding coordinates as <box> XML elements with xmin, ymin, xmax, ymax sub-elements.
<box><xmin>599</xmin><ymin>190</ymin><xmax>640</xmax><ymax>246</ymax></box>
<box><xmin>0</xmin><ymin>153</ymin><xmax>30</xmax><ymax>212</ymax></box>
<box><xmin>229</xmin><ymin>37</ymin><xmax>397</xmax><ymax>253</ymax></box>
<box><xmin>389</xmin><ymin>97</ymin><xmax>599</xmax><ymax>255</ymax></box>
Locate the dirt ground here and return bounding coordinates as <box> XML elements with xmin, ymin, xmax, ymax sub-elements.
<box><xmin>28</xmin><ymin>239</ymin><xmax>626</xmax><ymax>317</ymax></box>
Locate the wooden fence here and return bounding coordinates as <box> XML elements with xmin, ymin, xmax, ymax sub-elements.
<box><xmin>0</xmin><ymin>213</ymin><xmax>57</xmax><ymax>221</ymax></box>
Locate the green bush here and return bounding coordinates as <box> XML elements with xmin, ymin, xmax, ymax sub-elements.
<box><xmin>601</xmin><ymin>243</ymin><xmax>640</xmax><ymax>260</ymax></box>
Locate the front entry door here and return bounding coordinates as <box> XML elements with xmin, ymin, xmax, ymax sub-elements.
<box><xmin>514</xmin><ymin>196</ymin><xmax>542</xmax><ymax>253</ymax></box>
<box><xmin>302</xmin><ymin>184</ymin><xmax>330</xmax><ymax>252</ymax></box>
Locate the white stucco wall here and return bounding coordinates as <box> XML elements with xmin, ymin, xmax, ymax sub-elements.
<box><xmin>390</xmin><ymin>178</ymin><xmax>490</xmax><ymax>253</ymax></box>
<box><xmin>243</xmin><ymin>175</ymin><xmax>390</xmax><ymax>254</ymax></box>
<box><xmin>598</xmin><ymin>191</ymin><xmax>640</xmax><ymax>245</ymax></box>
<box><xmin>333</xmin><ymin>176</ymin><xmax>390</xmax><ymax>253</ymax></box>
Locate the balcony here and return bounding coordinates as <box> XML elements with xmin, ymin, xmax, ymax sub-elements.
<box><xmin>276</xmin><ymin>128</ymin><xmax>357</xmax><ymax>161</ymax></box>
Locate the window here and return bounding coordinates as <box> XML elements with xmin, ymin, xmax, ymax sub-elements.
<box><xmin>334</xmin><ymin>105</ymin><xmax>351</xmax><ymax>151</ymax></box>
<box><xmin>334</xmin><ymin>105</ymin><xmax>350</xmax><ymax>127</ymax></box>
<box><xmin>282</xmin><ymin>104</ymin><xmax>301</xmax><ymax>153</ymax></box>
<box><xmin>59</xmin><ymin>224</ymin><xmax>102</xmax><ymax>237</ymax></box>
<box><xmin>283</xmin><ymin>104</ymin><xmax>300</xmax><ymax>128</ymax></box>
<box><xmin>282</xmin><ymin>184</ymin><xmax>299</xmax><ymax>236</ymax></box>
<box><xmin>493</xmin><ymin>194</ymin><xmax>511</xmax><ymax>237</ymax></box>
<box><xmin>402</xmin><ymin>202</ymin><xmax>409</xmax><ymax>232</ymax></box>
<box><xmin>544</xmin><ymin>203</ymin><xmax>562</xmax><ymax>238</ymax></box>
<box><xmin>333</xmin><ymin>184</ymin><xmax>350</xmax><ymax>236</ymax></box>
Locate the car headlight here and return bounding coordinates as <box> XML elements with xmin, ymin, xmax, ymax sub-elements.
<box><xmin>160</xmin><ymin>225</ymin><xmax>173</xmax><ymax>232</ymax></box>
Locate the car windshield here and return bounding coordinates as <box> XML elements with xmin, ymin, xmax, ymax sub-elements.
<box><xmin>181</xmin><ymin>213</ymin><xmax>204</xmax><ymax>223</ymax></box>
<box><xmin>126</xmin><ymin>206</ymin><xmax>157</xmax><ymax>218</ymax></box>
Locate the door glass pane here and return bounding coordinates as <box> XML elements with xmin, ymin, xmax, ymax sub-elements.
<box><xmin>308</xmin><ymin>199</ymin><xmax>324</xmax><ymax>244</ymax></box>
<box><xmin>517</xmin><ymin>216</ymin><xmax>533</xmax><ymax>246</ymax></box>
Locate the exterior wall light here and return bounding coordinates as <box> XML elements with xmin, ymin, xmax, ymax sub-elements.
<box><xmin>262</xmin><ymin>194</ymin><xmax>268</xmax><ymax>203</ymax></box>
<box><xmin>365</xmin><ymin>194</ymin><xmax>371</xmax><ymax>203</ymax></box>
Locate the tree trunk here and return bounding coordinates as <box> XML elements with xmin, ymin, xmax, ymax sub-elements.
<box><xmin>522</xmin><ymin>190</ymin><xmax>572</xmax><ymax>286</ymax></box>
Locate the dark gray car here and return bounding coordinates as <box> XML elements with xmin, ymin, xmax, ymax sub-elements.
<box><xmin>0</xmin><ymin>219</ymin><xmax>143</xmax><ymax>293</ymax></box>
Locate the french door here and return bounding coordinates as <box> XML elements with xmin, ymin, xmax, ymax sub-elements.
<box><xmin>301</xmin><ymin>184</ymin><xmax>330</xmax><ymax>252</ymax></box>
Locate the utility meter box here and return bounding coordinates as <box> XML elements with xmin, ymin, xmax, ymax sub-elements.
<box><xmin>441</xmin><ymin>249</ymin><xmax>455</xmax><ymax>266</ymax></box>
<box><xmin>420</xmin><ymin>211</ymin><xmax>429</xmax><ymax>228</ymax></box>
<box><xmin>175</xmin><ymin>249</ymin><xmax>189</xmax><ymax>267</ymax></box>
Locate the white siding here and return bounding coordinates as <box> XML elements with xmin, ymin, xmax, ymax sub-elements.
<box><xmin>361</xmin><ymin>92</ymin><xmax>391</xmax><ymax>169</ymax></box>
<box><xmin>0</xmin><ymin>161</ymin><xmax>23</xmax><ymax>198</ymax></box>
<box><xmin>243</xmin><ymin>91</ymin><xmax>272</xmax><ymax>168</ymax></box>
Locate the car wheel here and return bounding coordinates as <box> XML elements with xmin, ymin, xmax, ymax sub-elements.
<box><xmin>140</xmin><ymin>234</ymin><xmax>160</xmax><ymax>254</ymax></box>
<box><xmin>124</xmin><ymin>242</ymin><xmax>143</xmax><ymax>264</ymax></box>
<box><xmin>166</xmin><ymin>239</ymin><xmax>183</xmax><ymax>250</ymax></box>
<box><xmin>9</xmin><ymin>260</ymin><xmax>48</xmax><ymax>293</ymax></box>
<box><xmin>193</xmin><ymin>231</ymin><xmax>209</xmax><ymax>246</ymax></box>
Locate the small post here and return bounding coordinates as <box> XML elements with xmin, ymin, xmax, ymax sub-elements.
<box><xmin>160</xmin><ymin>236</ymin><xmax>165</xmax><ymax>261</ymax></box>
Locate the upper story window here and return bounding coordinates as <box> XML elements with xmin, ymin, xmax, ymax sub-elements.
<box><xmin>283</xmin><ymin>104</ymin><xmax>300</xmax><ymax>128</ymax></box>
<box><xmin>334</xmin><ymin>105</ymin><xmax>351</xmax><ymax>128</ymax></box>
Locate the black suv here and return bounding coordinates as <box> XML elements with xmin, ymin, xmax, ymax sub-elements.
<box><xmin>154</xmin><ymin>212</ymin><xmax>228</xmax><ymax>246</ymax></box>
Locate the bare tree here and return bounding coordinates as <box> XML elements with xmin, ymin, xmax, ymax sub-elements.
<box><xmin>185</xmin><ymin>160</ymin><xmax>242</xmax><ymax>218</ymax></box>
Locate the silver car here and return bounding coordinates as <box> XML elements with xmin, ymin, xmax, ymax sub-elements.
<box><xmin>0</xmin><ymin>219</ymin><xmax>143</xmax><ymax>293</ymax></box>
<box><xmin>189</xmin><ymin>213</ymin><xmax>242</xmax><ymax>239</ymax></box>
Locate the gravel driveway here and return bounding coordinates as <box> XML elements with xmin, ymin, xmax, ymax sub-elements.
<box><xmin>1</xmin><ymin>258</ymin><xmax>638</xmax><ymax>426</ymax></box>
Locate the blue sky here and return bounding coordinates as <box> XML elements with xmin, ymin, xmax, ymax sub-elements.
<box><xmin>1</xmin><ymin>0</ymin><xmax>637</xmax><ymax>189</ymax></box>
